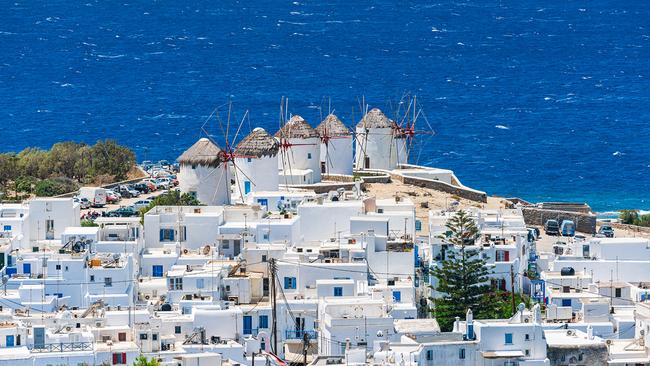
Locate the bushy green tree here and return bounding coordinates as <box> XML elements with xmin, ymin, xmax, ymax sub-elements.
<box><xmin>0</xmin><ymin>153</ymin><xmax>19</xmax><ymax>191</ymax></box>
<box><xmin>139</xmin><ymin>190</ymin><xmax>201</xmax><ymax>223</ymax></box>
<box><xmin>132</xmin><ymin>355</ymin><xmax>160</xmax><ymax>366</ymax></box>
<box><xmin>34</xmin><ymin>179</ymin><xmax>65</xmax><ymax>197</ymax></box>
<box><xmin>17</xmin><ymin>148</ymin><xmax>50</xmax><ymax>179</ymax></box>
<box><xmin>619</xmin><ymin>210</ymin><xmax>639</xmax><ymax>225</ymax></box>
<box><xmin>430</xmin><ymin>210</ymin><xmax>498</xmax><ymax>331</ymax></box>
<box><xmin>90</xmin><ymin>139</ymin><xmax>136</xmax><ymax>180</ymax></box>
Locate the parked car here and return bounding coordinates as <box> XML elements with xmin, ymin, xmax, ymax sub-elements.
<box><xmin>133</xmin><ymin>183</ymin><xmax>150</xmax><ymax>194</ymax></box>
<box><xmin>132</xmin><ymin>199</ymin><xmax>152</xmax><ymax>211</ymax></box>
<box><xmin>544</xmin><ymin>219</ymin><xmax>560</xmax><ymax>236</ymax></box>
<box><xmin>73</xmin><ymin>196</ymin><xmax>91</xmax><ymax>209</ymax></box>
<box><xmin>598</xmin><ymin>225</ymin><xmax>614</xmax><ymax>238</ymax></box>
<box><xmin>155</xmin><ymin>178</ymin><xmax>172</xmax><ymax>189</ymax></box>
<box><xmin>107</xmin><ymin>206</ymin><xmax>139</xmax><ymax>217</ymax></box>
<box><xmin>118</xmin><ymin>185</ymin><xmax>140</xmax><ymax>198</ymax></box>
<box><xmin>105</xmin><ymin>190</ymin><xmax>121</xmax><ymax>204</ymax></box>
<box><xmin>560</xmin><ymin>220</ymin><xmax>576</xmax><ymax>237</ymax></box>
<box><xmin>140</xmin><ymin>180</ymin><xmax>157</xmax><ymax>192</ymax></box>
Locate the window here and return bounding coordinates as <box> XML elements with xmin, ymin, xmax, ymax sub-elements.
<box><xmin>334</xmin><ymin>287</ymin><xmax>343</xmax><ymax>297</ymax></box>
<box><xmin>504</xmin><ymin>333</ymin><xmax>513</xmax><ymax>345</ymax></box>
<box><xmin>5</xmin><ymin>335</ymin><xmax>14</xmax><ymax>347</ymax></box>
<box><xmin>259</xmin><ymin>315</ymin><xmax>269</xmax><ymax>329</ymax></box>
<box><xmin>152</xmin><ymin>334</ymin><xmax>158</xmax><ymax>341</ymax></box>
<box><xmin>563</xmin><ymin>286</ymin><xmax>570</xmax><ymax>293</ymax></box>
<box><xmin>112</xmin><ymin>352</ymin><xmax>127</xmax><ymax>365</ymax></box>
<box><xmin>118</xmin><ymin>332</ymin><xmax>126</xmax><ymax>342</ymax></box>
<box><xmin>104</xmin><ymin>277</ymin><xmax>112</xmax><ymax>287</ymax></box>
<box><xmin>459</xmin><ymin>348</ymin><xmax>465</xmax><ymax>359</ymax></box>
<box><xmin>263</xmin><ymin>233</ymin><xmax>269</xmax><ymax>240</ymax></box>
<box><xmin>261</xmin><ymin>255</ymin><xmax>267</xmax><ymax>262</ymax></box>
<box><xmin>139</xmin><ymin>333</ymin><xmax>148</xmax><ymax>340</ymax></box>
<box><xmin>222</xmin><ymin>241</ymin><xmax>230</xmax><ymax>249</ymax></box>
<box><xmin>247</xmin><ymin>158</ymin><xmax>252</xmax><ymax>163</ymax></box>
<box><xmin>152</xmin><ymin>265</ymin><xmax>164</xmax><ymax>278</ymax></box>
<box><xmin>393</xmin><ymin>291</ymin><xmax>401</xmax><ymax>302</ymax></box>
<box><xmin>561</xmin><ymin>298</ymin><xmax>571</xmax><ymax>307</ymax></box>
<box><xmin>16</xmin><ymin>335</ymin><xmax>20</xmax><ymax>346</ymax></box>
<box><xmin>3</xmin><ymin>225</ymin><xmax>10</xmax><ymax>231</ymax></box>
<box><xmin>525</xmin><ymin>333</ymin><xmax>530</xmax><ymax>341</ymax></box>
<box><xmin>525</xmin><ymin>349</ymin><xmax>530</xmax><ymax>356</ymax></box>
<box><xmin>426</xmin><ymin>349</ymin><xmax>433</xmax><ymax>361</ymax></box>
<box><xmin>90</xmin><ymin>275</ymin><xmax>95</xmax><ymax>282</ymax></box>
<box><xmin>284</xmin><ymin>277</ymin><xmax>296</xmax><ymax>289</ymax></box>
<box><xmin>179</xmin><ymin>226</ymin><xmax>187</xmax><ymax>242</ymax></box>
<box><xmin>55</xmin><ymin>264</ymin><xmax>61</xmax><ymax>270</ymax></box>
<box><xmin>307</xmin><ymin>153</ymin><xmax>312</xmax><ymax>159</ymax></box>
<box><xmin>196</xmin><ymin>278</ymin><xmax>204</xmax><ymax>289</ymax></box>
<box><xmin>175</xmin><ymin>326</ymin><xmax>181</xmax><ymax>334</ymax></box>
<box><xmin>159</xmin><ymin>228</ymin><xmax>174</xmax><ymax>242</ymax></box>
<box><xmin>615</xmin><ymin>288</ymin><xmax>622</xmax><ymax>298</ymax></box>
<box><xmin>168</xmin><ymin>277</ymin><xmax>182</xmax><ymax>290</ymax></box>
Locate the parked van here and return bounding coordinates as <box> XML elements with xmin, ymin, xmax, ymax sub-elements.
<box><xmin>544</xmin><ymin>219</ymin><xmax>560</xmax><ymax>236</ymax></box>
<box><xmin>561</xmin><ymin>220</ymin><xmax>576</xmax><ymax>237</ymax></box>
<box><xmin>79</xmin><ymin>187</ymin><xmax>107</xmax><ymax>208</ymax></box>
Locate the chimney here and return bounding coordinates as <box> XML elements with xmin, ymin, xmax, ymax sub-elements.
<box><xmin>587</xmin><ymin>325</ymin><xmax>594</xmax><ymax>340</ymax></box>
<box><xmin>453</xmin><ymin>316</ymin><xmax>461</xmax><ymax>332</ymax></box>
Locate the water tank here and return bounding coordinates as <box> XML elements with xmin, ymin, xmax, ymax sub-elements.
<box><xmin>560</xmin><ymin>267</ymin><xmax>575</xmax><ymax>276</ymax></box>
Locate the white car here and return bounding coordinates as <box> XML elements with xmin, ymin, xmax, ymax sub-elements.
<box><xmin>132</xmin><ymin>200</ymin><xmax>152</xmax><ymax>211</ymax></box>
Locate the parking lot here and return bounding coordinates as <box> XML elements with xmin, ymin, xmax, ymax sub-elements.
<box><xmin>81</xmin><ymin>188</ymin><xmax>171</xmax><ymax>216</ymax></box>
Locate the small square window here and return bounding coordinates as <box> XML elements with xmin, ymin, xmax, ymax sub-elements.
<box><xmin>615</xmin><ymin>288</ymin><xmax>622</xmax><ymax>298</ymax></box>
<box><xmin>504</xmin><ymin>333</ymin><xmax>513</xmax><ymax>344</ymax></box>
<box><xmin>152</xmin><ymin>334</ymin><xmax>158</xmax><ymax>341</ymax></box>
<box><xmin>261</xmin><ymin>255</ymin><xmax>267</xmax><ymax>262</ymax></box>
<box><xmin>139</xmin><ymin>333</ymin><xmax>148</xmax><ymax>340</ymax></box>
<box><xmin>426</xmin><ymin>350</ymin><xmax>433</xmax><ymax>361</ymax></box>
<box><xmin>90</xmin><ymin>275</ymin><xmax>95</xmax><ymax>282</ymax></box>
<box><xmin>525</xmin><ymin>349</ymin><xmax>530</xmax><ymax>357</ymax></box>
<box><xmin>525</xmin><ymin>333</ymin><xmax>530</xmax><ymax>341</ymax></box>
<box><xmin>459</xmin><ymin>348</ymin><xmax>465</xmax><ymax>359</ymax></box>
<box><xmin>247</xmin><ymin>158</ymin><xmax>252</xmax><ymax>163</ymax></box>
<box><xmin>307</xmin><ymin>153</ymin><xmax>312</xmax><ymax>159</ymax></box>
<box><xmin>175</xmin><ymin>326</ymin><xmax>181</xmax><ymax>334</ymax></box>
<box><xmin>104</xmin><ymin>277</ymin><xmax>112</xmax><ymax>287</ymax></box>
<box><xmin>55</xmin><ymin>264</ymin><xmax>61</xmax><ymax>270</ymax></box>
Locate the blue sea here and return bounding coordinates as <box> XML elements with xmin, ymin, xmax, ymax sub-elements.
<box><xmin>1</xmin><ymin>1</ymin><xmax>649</xmax><ymax>212</ymax></box>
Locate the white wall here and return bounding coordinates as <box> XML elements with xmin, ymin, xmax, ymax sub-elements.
<box><xmin>234</xmin><ymin>155</ymin><xmax>279</xmax><ymax>199</ymax></box>
<box><xmin>355</xmin><ymin>127</ymin><xmax>407</xmax><ymax>170</ymax></box>
<box><xmin>320</xmin><ymin>137</ymin><xmax>353</xmax><ymax>175</ymax></box>
<box><xmin>278</xmin><ymin>137</ymin><xmax>321</xmax><ymax>183</ymax></box>
<box><xmin>178</xmin><ymin>163</ymin><xmax>230</xmax><ymax>205</ymax></box>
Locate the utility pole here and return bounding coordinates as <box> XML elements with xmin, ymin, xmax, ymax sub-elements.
<box><xmin>510</xmin><ymin>265</ymin><xmax>516</xmax><ymax>314</ymax></box>
<box><xmin>251</xmin><ymin>352</ymin><xmax>255</xmax><ymax>366</ymax></box>
<box><xmin>270</xmin><ymin>258</ymin><xmax>278</xmax><ymax>354</ymax></box>
<box><xmin>303</xmin><ymin>331</ymin><xmax>310</xmax><ymax>365</ymax></box>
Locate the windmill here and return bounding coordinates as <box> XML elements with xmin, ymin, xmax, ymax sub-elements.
<box><xmin>390</xmin><ymin>94</ymin><xmax>436</xmax><ymax>165</ymax></box>
<box><xmin>199</xmin><ymin>102</ymin><xmax>260</xmax><ymax>204</ymax></box>
<box><xmin>316</xmin><ymin>112</ymin><xmax>353</xmax><ymax>176</ymax></box>
<box><xmin>275</xmin><ymin>97</ymin><xmax>320</xmax><ymax>186</ymax></box>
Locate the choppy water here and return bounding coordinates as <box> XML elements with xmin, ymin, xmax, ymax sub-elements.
<box><xmin>1</xmin><ymin>1</ymin><xmax>649</xmax><ymax>211</ymax></box>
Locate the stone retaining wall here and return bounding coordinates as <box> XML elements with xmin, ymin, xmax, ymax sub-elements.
<box><xmin>288</xmin><ymin>182</ymin><xmax>364</xmax><ymax>194</ymax></box>
<box><xmin>607</xmin><ymin>222</ymin><xmax>650</xmax><ymax>235</ymax></box>
<box><xmin>521</xmin><ymin>207</ymin><xmax>597</xmax><ymax>234</ymax></box>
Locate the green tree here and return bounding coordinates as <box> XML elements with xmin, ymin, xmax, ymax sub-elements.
<box><xmin>0</xmin><ymin>153</ymin><xmax>19</xmax><ymax>192</ymax></box>
<box><xmin>17</xmin><ymin>147</ymin><xmax>50</xmax><ymax>179</ymax></box>
<box><xmin>49</xmin><ymin>142</ymin><xmax>86</xmax><ymax>179</ymax></box>
<box><xmin>139</xmin><ymin>190</ymin><xmax>201</xmax><ymax>223</ymax></box>
<box><xmin>34</xmin><ymin>179</ymin><xmax>65</xmax><ymax>197</ymax></box>
<box><xmin>132</xmin><ymin>355</ymin><xmax>160</xmax><ymax>366</ymax></box>
<box><xmin>619</xmin><ymin>210</ymin><xmax>639</xmax><ymax>225</ymax></box>
<box><xmin>430</xmin><ymin>210</ymin><xmax>498</xmax><ymax>331</ymax></box>
<box><xmin>90</xmin><ymin>139</ymin><xmax>136</xmax><ymax>180</ymax></box>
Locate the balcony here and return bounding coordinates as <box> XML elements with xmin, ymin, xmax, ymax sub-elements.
<box><xmin>29</xmin><ymin>342</ymin><xmax>93</xmax><ymax>353</ymax></box>
<box><xmin>285</xmin><ymin>330</ymin><xmax>317</xmax><ymax>340</ymax></box>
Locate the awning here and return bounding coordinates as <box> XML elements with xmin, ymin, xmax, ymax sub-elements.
<box><xmin>481</xmin><ymin>350</ymin><xmax>525</xmax><ymax>358</ymax></box>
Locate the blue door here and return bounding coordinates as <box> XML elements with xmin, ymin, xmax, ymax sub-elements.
<box><xmin>244</xmin><ymin>181</ymin><xmax>251</xmax><ymax>194</ymax></box>
<box><xmin>393</xmin><ymin>291</ymin><xmax>401</xmax><ymax>302</ymax></box>
<box><xmin>6</xmin><ymin>335</ymin><xmax>14</xmax><ymax>347</ymax></box>
<box><xmin>243</xmin><ymin>315</ymin><xmax>252</xmax><ymax>335</ymax></box>
<box><xmin>561</xmin><ymin>299</ymin><xmax>572</xmax><ymax>307</ymax></box>
<box><xmin>23</xmin><ymin>263</ymin><xmax>31</xmax><ymax>274</ymax></box>
<box><xmin>152</xmin><ymin>265</ymin><xmax>163</xmax><ymax>277</ymax></box>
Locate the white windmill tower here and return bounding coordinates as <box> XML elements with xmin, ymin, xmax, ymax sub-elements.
<box><xmin>233</xmin><ymin>127</ymin><xmax>280</xmax><ymax>198</ymax></box>
<box><xmin>316</xmin><ymin>114</ymin><xmax>353</xmax><ymax>176</ymax></box>
<box><xmin>275</xmin><ymin>115</ymin><xmax>321</xmax><ymax>185</ymax></box>
<box><xmin>176</xmin><ymin>137</ymin><xmax>230</xmax><ymax>205</ymax></box>
<box><xmin>354</xmin><ymin>108</ymin><xmax>406</xmax><ymax>170</ymax></box>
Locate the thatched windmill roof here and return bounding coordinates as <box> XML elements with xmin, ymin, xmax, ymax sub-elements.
<box><xmin>235</xmin><ymin>127</ymin><xmax>279</xmax><ymax>158</ymax></box>
<box><xmin>176</xmin><ymin>137</ymin><xmax>223</xmax><ymax>167</ymax></box>
<box><xmin>356</xmin><ymin>108</ymin><xmax>397</xmax><ymax>129</ymax></box>
<box><xmin>316</xmin><ymin>114</ymin><xmax>351</xmax><ymax>137</ymax></box>
<box><xmin>274</xmin><ymin>115</ymin><xmax>319</xmax><ymax>139</ymax></box>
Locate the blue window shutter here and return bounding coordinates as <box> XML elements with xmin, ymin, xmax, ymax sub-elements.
<box><xmin>284</xmin><ymin>277</ymin><xmax>290</xmax><ymax>289</ymax></box>
<box><xmin>159</xmin><ymin>229</ymin><xmax>164</xmax><ymax>241</ymax></box>
<box><xmin>170</xmin><ymin>230</ymin><xmax>174</xmax><ymax>241</ymax></box>
<box><xmin>505</xmin><ymin>333</ymin><xmax>513</xmax><ymax>344</ymax></box>
<box><xmin>259</xmin><ymin>315</ymin><xmax>268</xmax><ymax>328</ymax></box>
<box><xmin>562</xmin><ymin>299</ymin><xmax>571</xmax><ymax>307</ymax></box>
<box><xmin>393</xmin><ymin>291</ymin><xmax>401</xmax><ymax>302</ymax></box>
<box><xmin>334</xmin><ymin>287</ymin><xmax>343</xmax><ymax>296</ymax></box>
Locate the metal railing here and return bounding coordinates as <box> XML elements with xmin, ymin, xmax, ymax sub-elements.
<box><xmin>29</xmin><ymin>342</ymin><xmax>93</xmax><ymax>353</ymax></box>
<box><xmin>285</xmin><ymin>330</ymin><xmax>316</xmax><ymax>339</ymax></box>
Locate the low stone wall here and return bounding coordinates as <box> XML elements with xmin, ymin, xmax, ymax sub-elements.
<box><xmin>322</xmin><ymin>174</ymin><xmax>355</xmax><ymax>182</ymax></box>
<box><xmin>288</xmin><ymin>182</ymin><xmax>364</xmax><ymax>194</ymax></box>
<box><xmin>521</xmin><ymin>207</ymin><xmax>597</xmax><ymax>234</ymax></box>
<box><xmin>607</xmin><ymin>222</ymin><xmax>650</xmax><ymax>235</ymax></box>
<box><xmin>398</xmin><ymin>175</ymin><xmax>488</xmax><ymax>203</ymax></box>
